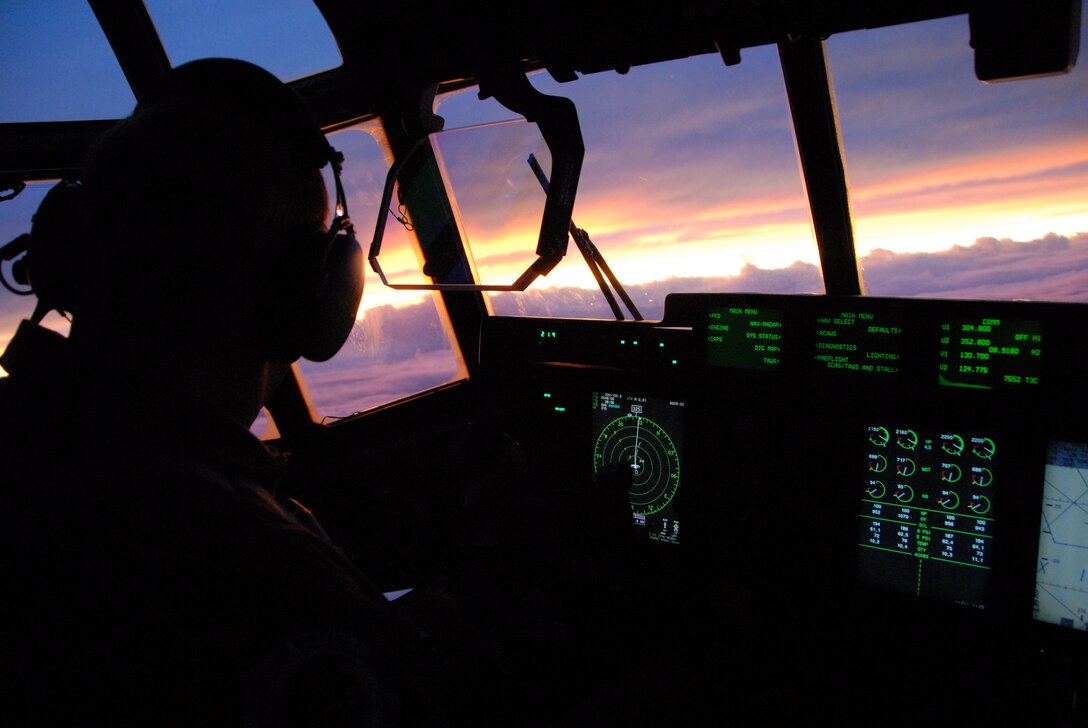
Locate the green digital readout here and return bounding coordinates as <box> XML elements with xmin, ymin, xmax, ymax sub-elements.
<box><xmin>813</xmin><ymin>311</ymin><xmax>903</xmax><ymax>375</ymax></box>
<box><xmin>938</xmin><ymin>317</ymin><xmax>1042</xmax><ymax>389</ymax></box>
<box><xmin>706</xmin><ymin>306</ymin><xmax>784</xmax><ymax>370</ymax></box>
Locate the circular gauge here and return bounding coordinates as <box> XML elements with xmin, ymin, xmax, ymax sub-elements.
<box><xmin>969</xmin><ymin>494</ymin><xmax>992</xmax><ymax>515</ymax></box>
<box><xmin>895</xmin><ymin>457</ymin><xmax>916</xmax><ymax>477</ymax></box>
<box><xmin>971</xmin><ymin>437</ymin><xmax>996</xmax><ymax>460</ymax></box>
<box><xmin>868</xmin><ymin>454</ymin><xmax>888</xmax><ymax>473</ymax></box>
<box><xmin>865</xmin><ymin>480</ymin><xmax>886</xmax><ymax>499</ymax></box>
<box><xmin>869</xmin><ymin>426</ymin><xmax>890</xmax><ymax>447</ymax></box>
<box><xmin>937</xmin><ymin>490</ymin><xmax>961</xmax><ymax>510</ymax></box>
<box><xmin>941</xmin><ymin>434</ymin><xmax>965</xmax><ymax>456</ymax></box>
<box><xmin>894</xmin><ymin>484</ymin><xmax>915</xmax><ymax>503</ymax></box>
<box><xmin>971</xmin><ymin>467</ymin><xmax>993</xmax><ymax>487</ymax></box>
<box><xmin>593</xmin><ymin>414</ymin><xmax>680</xmax><ymax>516</ymax></box>
<box><xmin>896</xmin><ymin>429</ymin><xmax>919</xmax><ymax>450</ymax></box>
<box><xmin>941</xmin><ymin>463</ymin><xmax>962</xmax><ymax>483</ymax></box>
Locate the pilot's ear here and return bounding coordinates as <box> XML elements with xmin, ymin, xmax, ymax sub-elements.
<box><xmin>273</xmin><ymin>221</ymin><xmax>364</xmax><ymax>363</ymax></box>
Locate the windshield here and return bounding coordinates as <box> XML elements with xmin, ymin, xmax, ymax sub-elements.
<box><xmin>417</xmin><ymin>14</ymin><xmax>1087</xmax><ymax>316</ymax></box>
<box><xmin>435</xmin><ymin>46</ymin><xmax>820</xmax><ymax>321</ymax></box>
<box><xmin>828</xmin><ymin>15</ymin><xmax>1088</xmax><ymax>301</ymax></box>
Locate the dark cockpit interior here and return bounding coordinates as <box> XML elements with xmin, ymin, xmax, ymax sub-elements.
<box><xmin>3</xmin><ymin>1</ymin><xmax>1087</xmax><ymax>724</ymax></box>
<box><xmin>287</xmin><ymin>291</ymin><xmax>1087</xmax><ymax>722</ymax></box>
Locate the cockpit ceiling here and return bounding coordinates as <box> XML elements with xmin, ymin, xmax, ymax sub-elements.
<box><xmin>318</xmin><ymin>0</ymin><xmax>969</xmax><ymax>92</ymax></box>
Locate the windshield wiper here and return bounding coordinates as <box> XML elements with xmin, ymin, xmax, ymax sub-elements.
<box><xmin>528</xmin><ymin>154</ymin><xmax>643</xmax><ymax>321</ymax></box>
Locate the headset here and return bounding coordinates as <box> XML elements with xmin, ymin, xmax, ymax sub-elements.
<box><xmin>286</xmin><ymin>146</ymin><xmax>365</xmax><ymax>363</ymax></box>
<box><xmin>9</xmin><ymin>145</ymin><xmax>363</xmax><ymax>364</ymax></box>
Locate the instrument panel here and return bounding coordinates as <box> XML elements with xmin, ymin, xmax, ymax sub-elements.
<box><xmin>479</xmin><ymin>293</ymin><xmax>1088</xmax><ymax>648</ymax></box>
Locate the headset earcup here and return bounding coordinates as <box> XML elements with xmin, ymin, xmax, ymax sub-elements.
<box><xmin>297</xmin><ymin>230</ymin><xmax>364</xmax><ymax>362</ymax></box>
<box><xmin>29</xmin><ymin>181</ymin><xmax>85</xmax><ymax>316</ymax></box>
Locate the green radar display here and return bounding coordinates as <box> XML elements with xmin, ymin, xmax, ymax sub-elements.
<box><xmin>592</xmin><ymin>392</ymin><xmax>684</xmax><ymax>544</ymax></box>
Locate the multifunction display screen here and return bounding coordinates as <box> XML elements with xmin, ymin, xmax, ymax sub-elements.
<box><xmin>859</xmin><ymin>424</ymin><xmax>997</xmax><ymax>608</ymax></box>
<box><xmin>592</xmin><ymin>392</ymin><xmax>685</xmax><ymax>544</ymax></box>
<box><xmin>705</xmin><ymin>306</ymin><xmax>784</xmax><ymax>371</ymax></box>
<box><xmin>698</xmin><ymin>302</ymin><xmax>1048</xmax><ymax>386</ymax></box>
<box><xmin>938</xmin><ymin>317</ymin><xmax>1042</xmax><ymax>389</ymax></box>
<box><xmin>1035</xmin><ymin>441</ymin><xmax>1088</xmax><ymax>631</ymax></box>
<box><xmin>813</xmin><ymin>310</ymin><xmax>903</xmax><ymax>375</ymax></box>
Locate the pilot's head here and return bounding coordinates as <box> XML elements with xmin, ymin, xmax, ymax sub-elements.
<box><xmin>76</xmin><ymin>58</ymin><xmax>359</xmax><ymax>364</ymax></box>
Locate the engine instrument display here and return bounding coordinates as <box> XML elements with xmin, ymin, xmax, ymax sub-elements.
<box><xmin>592</xmin><ymin>392</ymin><xmax>684</xmax><ymax>544</ymax></box>
<box><xmin>859</xmin><ymin>424</ymin><xmax>998</xmax><ymax>608</ymax></box>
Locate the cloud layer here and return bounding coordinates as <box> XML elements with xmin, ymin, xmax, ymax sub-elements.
<box><xmin>295</xmin><ymin>232</ymin><xmax>1088</xmax><ymax>416</ymax></box>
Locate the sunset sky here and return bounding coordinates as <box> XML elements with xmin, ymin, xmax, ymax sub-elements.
<box><xmin>358</xmin><ymin>11</ymin><xmax>1087</xmax><ymax>310</ymax></box>
<box><xmin>1</xmin><ymin>3</ymin><xmax>1085</xmax><ymax>409</ymax></box>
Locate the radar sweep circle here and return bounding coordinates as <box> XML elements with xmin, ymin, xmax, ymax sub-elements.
<box><xmin>593</xmin><ymin>413</ymin><xmax>680</xmax><ymax>515</ymax></box>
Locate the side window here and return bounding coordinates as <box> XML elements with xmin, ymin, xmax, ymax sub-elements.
<box><xmin>0</xmin><ymin>182</ymin><xmax>71</xmax><ymax>375</ymax></box>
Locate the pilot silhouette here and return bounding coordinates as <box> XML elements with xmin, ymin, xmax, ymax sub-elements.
<box><xmin>1</xmin><ymin>59</ymin><xmax>436</xmax><ymax>726</ymax></box>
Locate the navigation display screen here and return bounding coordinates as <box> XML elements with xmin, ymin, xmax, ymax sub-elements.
<box><xmin>813</xmin><ymin>310</ymin><xmax>904</xmax><ymax>375</ymax></box>
<box><xmin>1035</xmin><ymin>441</ymin><xmax>1088</xmax><ymax>632</ymax></box>
<box><xmin>705</xmin><ymin>306</ymin><xmax>784</xmax><ymax>371</ymax></box>
<box><xmin>938</xmin><ymin>317</ymin><xmax>1042</xmax><ymax>389</ymax></box>
<box><xmin>859</xmin><ymin>424</ymin><xmax>997</xmax><ymax>608</ymax></box>
<box><xmin>592</xmin><ymin>392</ymin><xmax>684</xmax><ymax>544</ymax></box>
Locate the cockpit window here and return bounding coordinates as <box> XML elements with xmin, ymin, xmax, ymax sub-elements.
<box><xmin>0</xmin><ymin>1</ymin><xmax>135</xmax><ymax>122</ymax></box>
<box><xmin>827</xmin><ymin>15</ymin><xmax>1088</xmax><ymax>302</ymax></box>
<box><xmin>143</xmin><ymin>0</ymin><xmax>342</xmax><ymax>81</ymax></box>
<box><xmin>434</xmin><ymin>49</ymin><xmax>821</xmax><ymax>321</ymax></box>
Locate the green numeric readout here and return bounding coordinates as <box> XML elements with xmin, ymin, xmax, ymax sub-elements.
<box><xmin>938</xmin><ymin>317</ymin><xmax>1042</xmax><ymax>389</ymax></box>
<box><xmin>706</xmin><ymin>306</ymin><xmax>784</xmax><ymax>370</ymax></box>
